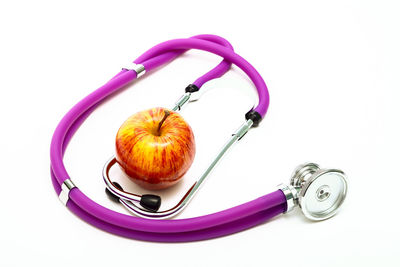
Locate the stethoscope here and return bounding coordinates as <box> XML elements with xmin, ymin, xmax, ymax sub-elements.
<box><xmin>51</xmin><ymin>34</ymin><xmax>348</xmax><ymax>242</ymax></box>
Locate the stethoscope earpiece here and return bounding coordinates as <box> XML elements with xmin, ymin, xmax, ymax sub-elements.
<box><xmin>139</xmin><ymin>195</ymin><xmax>162</xmax><ymax>212</ymax></box>
<box><xmin>105</xmin><ymin>182</ymin><xmax>123</xmax><ymax>203</ymax></box>
<box><xmin>105</xmin><ymin>181</ymin><xmax>161</xmax><ymax>212</ymax></box>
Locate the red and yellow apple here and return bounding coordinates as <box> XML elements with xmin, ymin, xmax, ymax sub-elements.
<box><xmin>115</xmin><ymin>107</ymin><xmax>195</xmax><ymax>190</ymax></box>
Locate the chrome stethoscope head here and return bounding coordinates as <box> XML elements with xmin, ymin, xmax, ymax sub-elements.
<box><xmin>279</xmin><ymin>162</ymin><xmax>348</xmax><ymax>221</ymax></box>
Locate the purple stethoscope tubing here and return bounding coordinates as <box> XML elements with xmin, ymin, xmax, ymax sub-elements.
<box><xmin>50</xmin><ymin>34</ymin><xmax>287</xmax><ymax>242</ymax></box>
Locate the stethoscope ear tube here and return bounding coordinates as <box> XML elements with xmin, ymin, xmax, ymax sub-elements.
<box><xmin>105</xmin><ymin>181</ymin><xmax>162</xmax><ymax>212</ymax></box>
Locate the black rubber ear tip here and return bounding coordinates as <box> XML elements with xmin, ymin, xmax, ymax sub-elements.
<box><xmin>140</xmin><ymin>194</ymin><xmax>162</xmax><ymax>212</ymax></box>
<box><xmin>105</xmin><ymin>182</ymin><xmax>124</xmax><ymax>203</ymax></box>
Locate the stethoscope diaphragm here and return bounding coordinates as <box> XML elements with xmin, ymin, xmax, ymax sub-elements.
<box><xmin>290</xmin><ymin>163</ymin><xmax>347</xmax><ymax>221</ymax></box>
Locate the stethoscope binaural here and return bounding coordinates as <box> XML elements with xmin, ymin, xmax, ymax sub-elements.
<box><xmin>51</xmin><ymin>34</ymin><xmax>348</xmax><ymax>242</ymax></box>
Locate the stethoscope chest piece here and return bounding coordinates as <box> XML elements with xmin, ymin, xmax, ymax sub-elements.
<box><xmin>290</xmin><ymin>163</ymin><xmax>348</xmax><ymax>221</ymax></box>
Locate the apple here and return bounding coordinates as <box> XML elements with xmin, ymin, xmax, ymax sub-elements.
<box><xmin>115</xmin><ymin>107</ymin><xmax>195</xmax><ymax>190</ymax></box>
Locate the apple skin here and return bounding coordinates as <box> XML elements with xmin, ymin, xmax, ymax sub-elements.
<box><xmin>115</xmin><ymin>107</ymin><xmax>195</xmax><ymax>190</ymax></box>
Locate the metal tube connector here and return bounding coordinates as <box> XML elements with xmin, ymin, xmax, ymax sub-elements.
<box><xmin>122</xmin><ymin>63</ymin><xmax>146</xmax><ymax>78</ymax></box>
<box><xmin>59</xmin><ymin>179</ymin><xmax>77</xmax><ymax>205</ymax></box>
<box><xmin>172</xmin><ymin>92</ymin><xmax>191</xmax><ymax>111</ymax></box>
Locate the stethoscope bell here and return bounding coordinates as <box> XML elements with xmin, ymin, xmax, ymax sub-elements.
<box><xmin>289</xmin><ymin>163</ymin><xmax>348</xmax><ymax>221</ymax></box>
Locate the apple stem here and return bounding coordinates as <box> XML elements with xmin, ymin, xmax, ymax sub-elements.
<box><xmin>157</xmin><ymin>110</ymin><xmax>170</xmax><ymax>135</ymax></box>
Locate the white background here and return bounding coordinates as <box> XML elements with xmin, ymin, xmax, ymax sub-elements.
<box><xmin>1</xmin><ymin>0</ymin><xmax>399</xmax><ymax>266</ymax></box>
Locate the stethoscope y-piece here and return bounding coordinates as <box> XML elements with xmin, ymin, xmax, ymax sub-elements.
<box><xmin>51</xmin><ymin>35</ymin><xmax>348</xmax><ymax>242</ymax></box>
